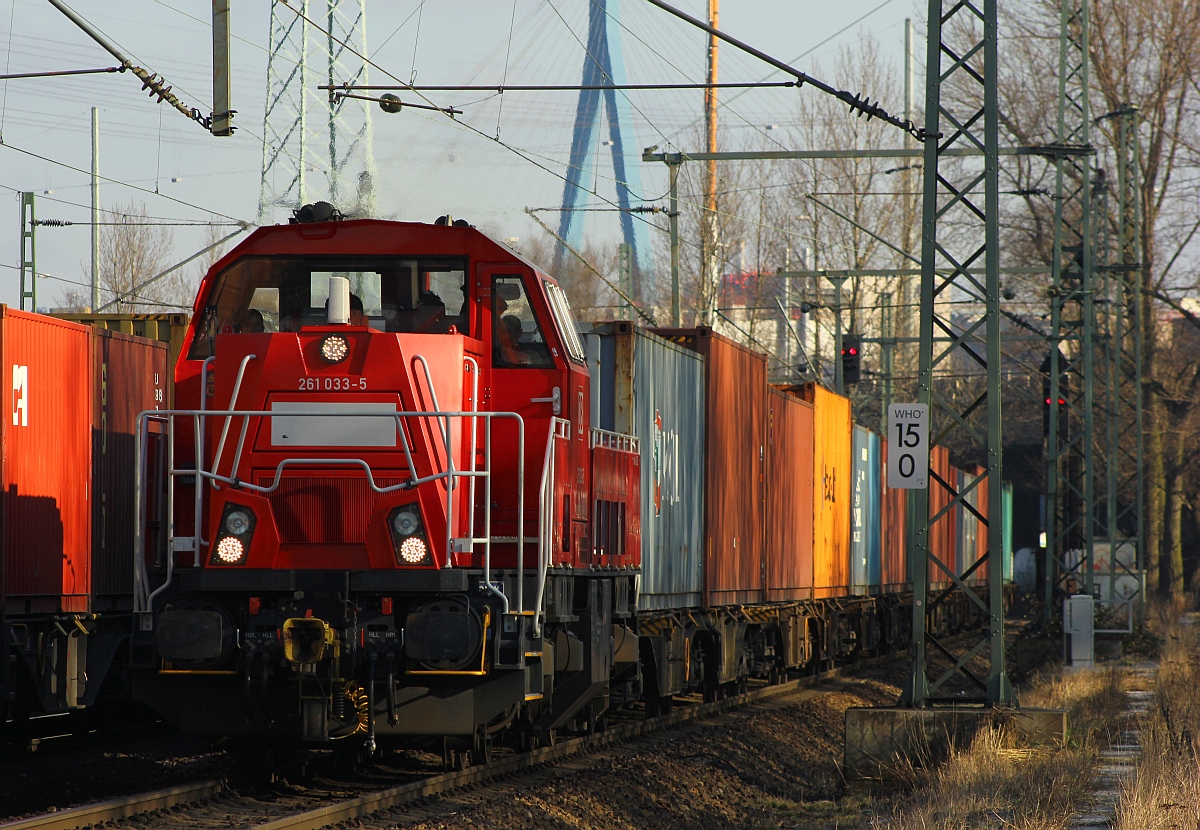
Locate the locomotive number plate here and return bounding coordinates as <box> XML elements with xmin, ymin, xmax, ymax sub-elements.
<box><xmin>297</xmin><ymin>376</ymin><xmax>367</xmax><ymax>391</ymax></box>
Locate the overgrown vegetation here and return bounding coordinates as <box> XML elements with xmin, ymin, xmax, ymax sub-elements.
<box><xmin>1113</xmin><ymin>617</ymin><xmax>1200</xmax><ymax>830</ymax></box>
<box><xmin>873</xmin><ymin>667</ymin><xmax>1126</xmax><ymax>829</ymax></box>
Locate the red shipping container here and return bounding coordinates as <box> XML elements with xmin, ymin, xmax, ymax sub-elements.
<box><xmin>1</xmin><ymin>309</ymin><xmax>93</xmax><ymax>614</ymax></box>
<box><xmin>879</xmin><ymin>439</ymin><xmax>908</xmax><ymax>591</ymax></box>
<box><xmin>800</xmin><ymin>383</ymin><xmax>852</xmax><ymax>598</ymax></box>
<box><xmin>766</xmin><ymin>389</ymin><xmax>814</xmax><ymax>601</ymax></box>
<box><xmin>652</xmin><ymin>327</ymin><xmax>766</xmax><ymax>606</ymax></box>
<box><xmin>92</xmin><ymin>329</ymin><xmax>169</xmax><ymax>603</ymax></box>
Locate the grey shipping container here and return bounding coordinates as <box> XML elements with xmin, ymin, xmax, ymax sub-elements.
<box><xmin>584</xmin><ymin>322</ymin><xmax>705</xmax><ymax>611</ymax></box>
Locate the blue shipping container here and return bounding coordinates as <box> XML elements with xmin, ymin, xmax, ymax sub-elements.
<box><xmin>850</xmin><ymin>427</ymin><xmax>881</xmax><ymax>595</ymax></box>
<box><xmin>585</xmin><ymin>323</ymin><xmax>706</xmax><ymax>611</ymax></box>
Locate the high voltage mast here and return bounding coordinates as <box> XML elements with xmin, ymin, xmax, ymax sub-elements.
<box><xmin>903</xmin><ymin>0</ymin><xmax>1011</xmax><ymax>706</ymax></box>
<box><xmin>1045</xmin><ymin>0</ymin><xmax>1097</xmax><ymax>601</ymax></box>
<box><xmin>259</xmin><ymin>0</ymin><xmax>377</xmax><ymax>224</ymax></box>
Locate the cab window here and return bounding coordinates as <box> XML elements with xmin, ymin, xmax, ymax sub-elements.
<box><xmin>492</xmin><ymin>275</ymin><xmax>554</xmax><ymax>368</ymax></box>
<box><xmin>188</xmin><ymin>255</ymin><xmax>468</xmax><ymax>358</ymax></box>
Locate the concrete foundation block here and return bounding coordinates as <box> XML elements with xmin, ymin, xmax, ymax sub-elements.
<box><xmin>844</xmin><ymin>706</ymin><xmax>1068</xmax><ymax>777</ymax></box>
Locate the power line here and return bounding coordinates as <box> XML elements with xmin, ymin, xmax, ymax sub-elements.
<box><xmin>0</xmin><ymin>140</ymin><xmax>251</xmax><ymax>224</ymax></box>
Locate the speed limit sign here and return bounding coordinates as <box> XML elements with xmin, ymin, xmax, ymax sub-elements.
<box><xmin>887</xmin><ymin>403</ymin><xmax>929</xmax><ymax>489</ymax></box>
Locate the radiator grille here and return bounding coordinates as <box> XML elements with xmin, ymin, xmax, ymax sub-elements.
<box><xmin>254</xmin><ymin>475</ymin><xmax>406</xmax><ymax>544</ymax></box>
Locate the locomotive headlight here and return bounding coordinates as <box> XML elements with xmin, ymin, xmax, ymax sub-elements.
<box><xmin>211</xmin><ymin>504</ymin><xmax>256</xmax><ymax>566</ymax></box>
<box><xmin>399</xmin><ymin>536</ymin><xmax>427</xmax><ymax>564</ymax></box>
<box><xmin>320</xmin><ymin>334</ymin><xmax>349</xmax><ymax>363</ymax></box>
<box><xmin>388</xmin><ymin>504</ymin><xmax>430</xmax><ymax>566</ymax></box>
<box><xmin>215</xmin><ymin>536</ymin><xmax>245</xmax><ymax>564</ymax></box>
<box><xmin>225</xmin><ymin>510</ymin><xmax>251</xmax><ymax>536</ymax></box>
<box><xmin>392</xmin><ymin>509</ymin><xmax>419</xmax><ymax>537</ymax></box>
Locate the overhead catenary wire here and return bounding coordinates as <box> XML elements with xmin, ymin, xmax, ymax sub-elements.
<box><xmin>0</xmin><ymin>141</ymin><xmax>250</xmax><ymax>224</ymax></box>
<box><xmin>525</xmin><ymin>208</ymin><xmax>656</xmax><ymax>326</ymax></box>
<box><xmin>641</xmin><ymin>0</ymin><xmax>923</xmax><ymax>141</ymax></box>
<box><xmin>45</xmin><ymin>0</ymin><xmax>215</xmax><ymax>133</ymax></box>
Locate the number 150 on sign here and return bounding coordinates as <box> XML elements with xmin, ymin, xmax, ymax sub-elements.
<box><xmin>887</xmin><ymin>403</ymin><xmax>929</xmax><ymax>489</ymax></box>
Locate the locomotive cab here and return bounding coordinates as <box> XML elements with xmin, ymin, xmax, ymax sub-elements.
<box><xmin>130</xmin><ymin>212</ymin><xmax>641</xmax><ymax>755</ymax></box>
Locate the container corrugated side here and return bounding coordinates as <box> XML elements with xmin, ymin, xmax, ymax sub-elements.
<box><xmin>851</xmin><ymin>426</ymin><xmax>870</xmax><ymax>595</ymax></box>
<box><xmin>652</xmin><ymin>327</ymin><xmax>766</xmax><ymax>606</ymax></box>
<box><xmin>879</xmin><ymin>439</ymin><xmax>908</xmax><ymax>591</ymax></box>
<box><xmin>928</xmin><ymin>445</ymin><xmax>955</xmax><ymax>588</ymax></box>
<box><xmin>801</xmin><ymin>383</ymin><xmax>851</xmax><ymax>598</ymax></box>
<box><xmin>2</xmin><ymin>309</ymin><xmax>93</xmax><ymax>614</ymax></box>
<box><xmin>865</xmin><ymin>430</ymin><xmax>882</xmax><ymax>590</ymax></box>
<box><xmin>766</xmin><ymin>389</ymin><xmax>813</xmax><ymax>601</ymax></box>
<box><xmin>588</xmin><ymin>324</ymin><xmax>705</xmax><ymax>611</ymax></box>
<box><xmin>54</xmin><ymin>313</ymin><xmax>187</xmax><ymax>405</ymax></box>
<box><xmin>92</xmin><ymin>329</ymin><xmax>169</xmax><ymax>601</ymax></box>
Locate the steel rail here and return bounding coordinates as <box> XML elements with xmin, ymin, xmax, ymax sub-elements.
<box><xmin>249</xmin><ymin>662</ymin><xmax>884</xmax><ymax>830</ymax></box>
<box><xmin>2</xmin><ymin>626</ymin><xmax>993</xmax><ymax>830</ymax></box>
<box><xmin>0</xmin><ymin>780</ymin><xmax>225</xmax><ymax>830</ymax></box>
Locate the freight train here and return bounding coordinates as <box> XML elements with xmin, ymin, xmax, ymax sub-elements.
<box><xmin>0</xmin><ymin>208</ymin><xmax>1012</xmax><ymax>763</ymax></box>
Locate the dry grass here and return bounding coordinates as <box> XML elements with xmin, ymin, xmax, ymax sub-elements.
<box><xmin>872</xmin><ymin>666</ymin><xmax>1127</xmax><ymax>830</ymax></box>
<box><xmin>1113</xmin><ymin>616</ymin><xmax>1200</xmax><ymax>830</ymax></box>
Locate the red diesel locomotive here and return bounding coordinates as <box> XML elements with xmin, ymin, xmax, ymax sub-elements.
<box><xmin>131</xmin><ymin>208</ymin><xmax>642</xmax><ymax>761</ymax></box>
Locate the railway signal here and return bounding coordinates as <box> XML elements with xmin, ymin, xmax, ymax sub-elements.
<box><xmin>841</xmin><ymin>334</ymin><xmax>861</xmax><ymax>385</ymax></box>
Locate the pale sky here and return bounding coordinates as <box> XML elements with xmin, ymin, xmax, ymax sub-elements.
<box><xmin>0</xmin><ymin>0</ymin><xmax>919</xmax><ymax>310</ymax></box>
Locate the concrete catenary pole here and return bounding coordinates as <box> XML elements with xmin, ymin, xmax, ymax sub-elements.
<box><xmin>91</xmin><ymin>106</ymin><xmax>100</xmax><ymax>311</ymax></box>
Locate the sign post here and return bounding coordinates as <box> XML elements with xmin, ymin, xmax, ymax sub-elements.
<box><xmin>887</xmin><ymin>403</ymin><xmax>929</xmax><ymax>489</ymax></box>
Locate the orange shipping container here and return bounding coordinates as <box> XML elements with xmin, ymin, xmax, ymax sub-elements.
<box><xmin>801</xmin><ymin>383</ymin><xmax>851</xmax><ymax>598</ymax></box>
<box><xmin>879</xmin><ymin>439</ymin><xmax>909</xmax><ymax>590</ymax></box>
<box><xmin>651</xmin><ymin>327</ymin><xmax>766</xmax><ymax>606</ymax></box>
<box><xmin>928</xmin><ymin>445</ymin><xmax>956</xmax><ymax>588</ymax></box>
<box><xmin>766</xmin><ymin>389</ymin><xmax>814</xmax><ymax>600</ymax></box>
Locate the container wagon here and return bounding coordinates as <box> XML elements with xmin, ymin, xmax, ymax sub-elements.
<box><xmin>1</xmin><ymin>309</ymin><xmax>167</xmax><ymax>726</ymax></box>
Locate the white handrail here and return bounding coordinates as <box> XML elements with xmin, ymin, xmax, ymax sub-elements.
<box><xmin>135</xmin><ymin>405</ymin><xmax>536</xmax><ymax>622</ymax></box>
<box><xmin>210</xmin><ymin>353</ymin><xmax>257</xmax><ymax>491</ymax></box>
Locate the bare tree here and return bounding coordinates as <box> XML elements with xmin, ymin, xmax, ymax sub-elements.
<box><xmin>96</xmin><ymin>200</ymin><xmax>183</xmax><ymax>313</ymax></box>
<box><xmin>994</xmin><ymin>0</ymin><xmax>1200</xmax><ymax>603</ymax></box>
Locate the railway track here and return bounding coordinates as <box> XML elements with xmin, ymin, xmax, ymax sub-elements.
<box><xmin>0</xmin><ymin>659</ymin><xmax>888</xmax><ymax>830</ymax></box>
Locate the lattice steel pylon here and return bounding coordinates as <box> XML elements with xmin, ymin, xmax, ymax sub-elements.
<box><xmin>903</xmin><ymin>0</ymin><xmax>1012</xmax><ymax>706</ymax></box>
<box><xmin>1106</xmin><ymin>106</ymin><xmax>1145</xmax><ymax>606</ymax></box>
<box><xmin>1045</xmin><ymin>0</ymin><xmax>1096</xmax><ymax>603</ymax></box>
<box><xmin>259</xmin><ymin>0</ymin><xmax>377</xmax><ymax>224</ymax></box>
<box><xmin>554</xmin><ymin>0</ymin><xmax>653</xmax><ymax>295</ymax></box>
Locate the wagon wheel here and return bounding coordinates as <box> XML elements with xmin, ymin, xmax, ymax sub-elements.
<box><xmin>470</xmin><ymin>728</ymin><xmax>493</xmax><ymax>766</ymax></box>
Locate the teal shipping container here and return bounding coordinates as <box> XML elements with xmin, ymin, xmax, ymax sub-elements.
<box><xmin>1002</xmin><ymin>481</ymin><xmax>1014</xmax><ymax>582</ymax></box>
<box><xmin>584</xmin><ymin>323</ymin><xmax>706</xmax><ymax>611</ymax></box>
<box><xmin>850</xmin><ymin>426</ymin><xmax>881</xmax><ymax>595</ymax></box>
